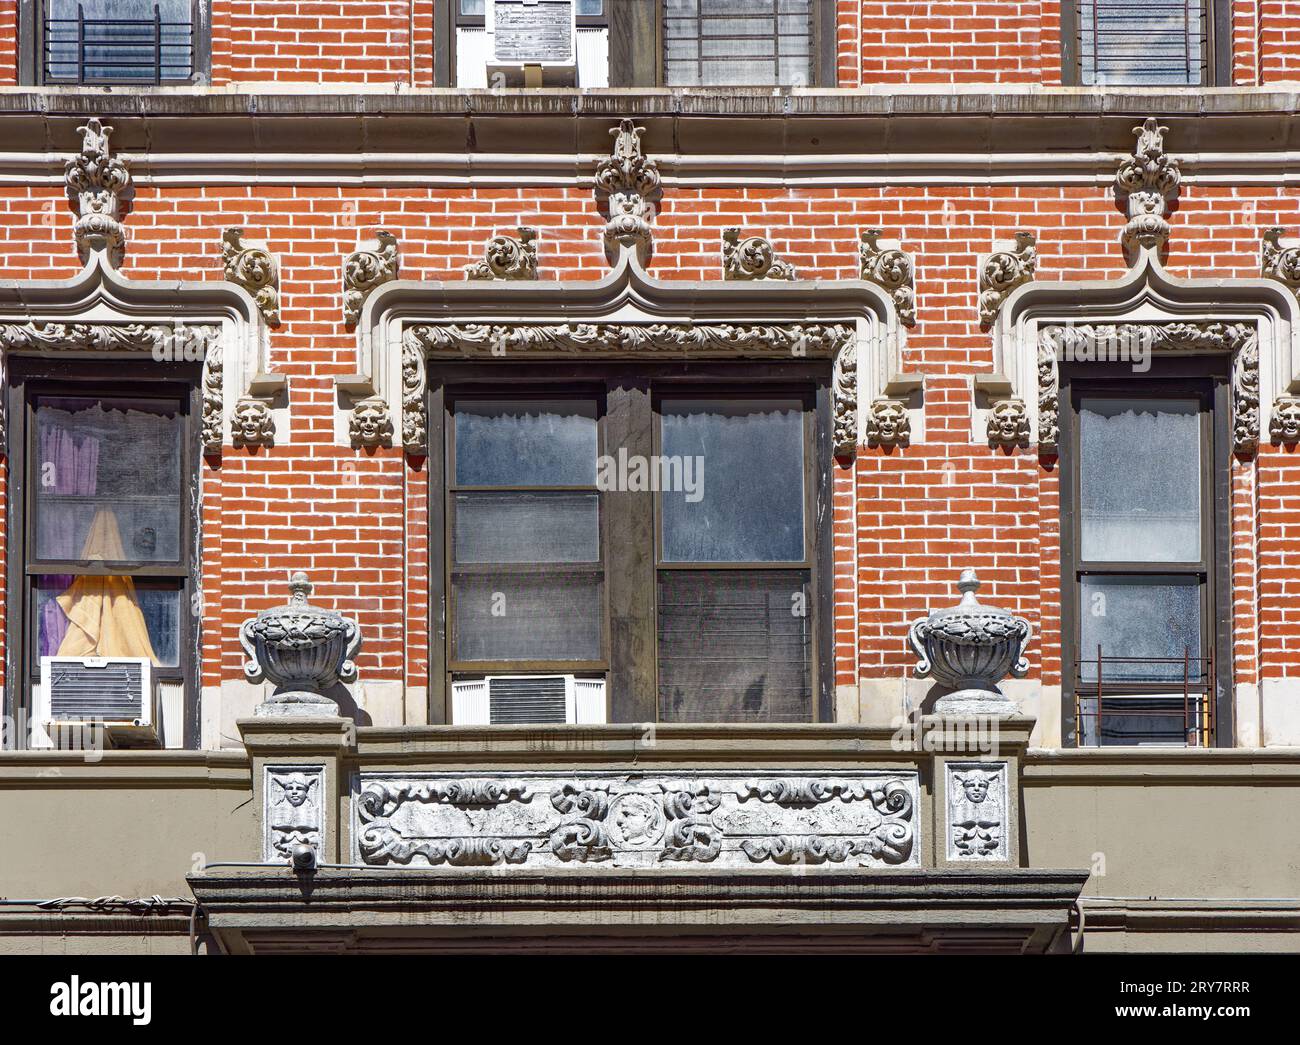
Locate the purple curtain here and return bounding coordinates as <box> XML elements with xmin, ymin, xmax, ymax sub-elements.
<box><xmin>38</xmin><ymin>417</ymin><xmax>100</xmax><ymax>657</ymax></box>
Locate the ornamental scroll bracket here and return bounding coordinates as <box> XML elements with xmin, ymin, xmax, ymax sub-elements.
<box><xmin>223</xmin><ymin>228</ymin><xmax>281</xmax><ymax>326</ymax></box>
<box><xmin>722</xmin><ymin>229</ymin><xmax>797</xmax><ymax>281</ymax></box>
<box><xmin>466</xmin><ymin>227</ymin><xmax>538</xmax><ymax>281</ymax></box>
<box><xmin>978</xmin><ymin>231</ymin><xmax>1037</xmax><ymax>330</ymax></box>
<box><xmin>343</xmin><ymin>230</ymin><xmax>399</xmax><ymax>328</ymax></box>
<box><xmin>860</xmin><ymin>229</ymin><xmax>916</xmax><ymax>328</ymax></box>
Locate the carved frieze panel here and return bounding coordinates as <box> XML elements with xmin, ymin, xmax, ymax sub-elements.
<box><xmin>945</xmin><ymin>761</ymin><xmax>1009</xmax><ymax>862</ymax></box>
<box><xmin>1035</xmin><ymin>321</ymin><xmax>1259</xmax><ymax>454</ymax></box>
<box><xmin>264</xmin><ymin>765</ymin><xmax>326</xmax><ymax>864</ymax></box>
<box><xmin>353</xmin><ymin>770</ymin><xmax>920</xmax><ymax>870</ymax></box>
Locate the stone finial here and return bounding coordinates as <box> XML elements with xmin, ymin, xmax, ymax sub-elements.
<box><xmin>343</xmin><ymin>230</ymin><xmax>399</xmax><ymax>327</ymax></box>
<box><xmin>1115</xmin><ymin>117</ymin><xmax>1181</xmax><ymax>259</ymax></box>
<box><xmin>240</xmin><ymin>572</ymin><xmax>362</xmax><ymax>718</ymax></box>
<box><xmin>466</xmin><ymin>226</ymin><xmax>538</xmax><ymax>280</ymax></box>
<box><xmin>721</xmin><ymin>228</ymin><xmax>796</xmax><ymax>280</ymax></box>
<box><xmin>64</xmin><ymin>118</ymin><xmax>132</xmax><ymax>266</ymax></box>
<box><xmin>908</xmin><ymin>568</ymin><xmax>1032</xmax><ymax>716</ymax></box>
<box><xmin>859</xmin><ymin>229</ymin><xmax>916</xmax><ymax>326</ymax></box>
<box><xmin>223</xmin><ymin>228</ymin><xmax>281</xmax><ymax>326</ymax></box>
<box><xmin>977</xmin><ymin>231</ymin><xmax>1036</xmax><ymax>329</ymax></box>
<box><xmin>593</xmin><ymin>119</ymin><xmax>661</xmax><ymax>264</ymax></box>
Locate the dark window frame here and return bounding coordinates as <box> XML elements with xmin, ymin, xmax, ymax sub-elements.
<box><xmin>436</xmin><ymin>0</ymin><xmax>836</xmax><ymax>87</ymax></box>
<box><xmin>4</xmin><ymin>356</ymin><xmax>203</xmax><ymax>750</ymax></box>
<box><xmin>17</xmin><ymin>0</ymin><xmax>210</xmax><ymax>86</ymax></box>
<box><xmin>426</xmin><ymin>358</ymin><xmax>834</xmax><ymax>725</ymax></box>
<box><xmin>1057</xmin><ymin>356</ymin><xmax>1233</xmax><ymax>748</ymax></box>
<box><xmin>1060</xmin><ymin>0</ymin><xmax>1232</xmax><ymax>87</ymax></box>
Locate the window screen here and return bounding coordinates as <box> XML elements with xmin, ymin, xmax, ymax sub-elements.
<box><xmin>664</xmin><ymin>0</ymin><xmax>814</xmax><ymax>87</ymax></box>
<box><xmin>1075</xmin><ymin>0</ymin><xmax>1207</xmax><ymax>86</ymax></box>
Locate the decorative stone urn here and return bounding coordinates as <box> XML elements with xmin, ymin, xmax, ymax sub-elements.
<box><xmin>240</xmin><ymin>572</ymin><xmax>362</xmax><ymax>717</ymax></box>
<box><xmin>908</xmin><ymin>569</ymin><xmax>1031</xmax><ymax>715</ymax></box>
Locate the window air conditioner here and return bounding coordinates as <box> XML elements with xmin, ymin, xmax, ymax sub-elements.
<box><xmin>485</xmin><ymin>0</ymin><xmax>578</xmax><ymax>87</ymax></box>
<box><xmin>452</xmin><ymin>674</ymin><xmax>606</xmax><ymax>725</ymax></box>
<box><xmin>37</xmin><ymin>656</ymin><xmax>158</xmax><ymax>748</ymax></box>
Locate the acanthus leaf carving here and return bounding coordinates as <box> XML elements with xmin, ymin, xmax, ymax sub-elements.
<box><xmin>859</xmin><ymin>229</ymin><xmax>916</xmax><ymax>326</ymax></box>
<box><xmin>658</xmin><ymin>783</ymin><xmax>723</xmax><ymax>862</ymax></box>
<box><xmin>1263</xmin><ymin>226</ymin><xmax>1300</xmax><ymax>292</ymax></box>
<box><xmin>549</xmin><ymin>783</ymin><xmax>612</xmax><ymax>863</ymax></box>
<box><xmin>343</xmin><ymin>230</ymin><xmax>398</xmax><ymax>327</ymax></box>
<box><xmin>722</xmin><ymin>228</ymin><xmax>797</xmax><ymax>281</ymax></box>
<box><xmin>223</xmin><ymin>228</ymin><xmax>281</xmax><ymax>326</ymax></box>
<box><xmin>593</xmin><ymin>119</ymin><xmax>661</xmax><ymax>264</ymax></box>
<box><xmin>978</xmin><ymin>231</ymin><xmax>1036</xmax><ymax>329</ymax></box>
<box><xmin>201</xmin><ymin>348</ymin><xmax>224</xmax><ymax>454</ymax></box>
<box><xmin>400</xmin><ymin>333</ymin><xmax>428</xmax><ymax>455</ymax></box>
<box><xmin>465</xmin><ymin>226</ymin><xmax>538</xmax><ymax>281</ymax></box>
<box><xmin>64</xmin><ymin>117</ymin><xmax>132</xmax><ymax>265</ymax></box>
<box><xmin>1115</xmin><ymin>118</ymin><xmax>1181</xmax><ymax>259</ymax></box>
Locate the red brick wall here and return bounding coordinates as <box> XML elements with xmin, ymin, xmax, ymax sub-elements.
<box><xmin>5</xmin><ymin>178</ymin><xmax>1296</xmax><ymax>703</ymax></box>
<box><xmin>1260</xmin><ymin>0</ymin><xmax>1300</xmax><ymax>82</ymax></box>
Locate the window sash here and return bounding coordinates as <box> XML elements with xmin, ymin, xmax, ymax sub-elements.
<box><xmin>35</xmin><ymin>0</ymin><xmax>204</xmax><ymax>86</ymax></box>
<box><xmin>1065</xmin><ymin>0</ymin><xmax>1221</xmax><ymax>87</ymax></box>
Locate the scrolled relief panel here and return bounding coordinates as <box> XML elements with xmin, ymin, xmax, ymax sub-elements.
<box><xmin>944</xmin><ymin>761</ymin><xmax>1009</xmax><ymax>862</ymax></box>
<box><xmin>352</xmin><ymin>770</ymin><xmax>920</xmax><ymax>870</ymax></box>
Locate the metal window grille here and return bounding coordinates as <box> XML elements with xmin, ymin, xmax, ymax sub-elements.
<box><xmin>43</xmin><ymin>1</ymin><xmax>195</xmax><ymax>85</ymax></box>
<box><xmin>664</xmin><ymin>0</ymin><xmax>813</xmax><ymax>87</ymax></box>
<box><xmin>1075</xmin><ymin>646</ymin><xmax>1216</xmax><ymax>747</ymax></box>
<box><xmin>1076</xmin><ymin>0</ymin><xmax>1208</xmax><ymax>86</ymax></box>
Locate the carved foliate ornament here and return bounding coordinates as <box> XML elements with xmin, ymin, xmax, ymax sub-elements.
<box><xmin>231</xmin><ymin>396</ymin><xmax>275</xmax><ymax>448</ymax></box>
<box><xmin>721</xmin><ymin>228</ymin><xmax>797</xmax><ymax>281</ymax></box>
<box><xmin>1271</xmin><ymin>395</ymin><xmax>1300</xmax><ymax>444</ymax></box>
<box><xmin>1262</xmin><ymin>226</ymin><xmax>1300</xmax><ymax>293</ymax></box>
<box><xmin>400</xmin><ymin>336</ymin><xmax>427</xmax><ymax>455</ymax></box>
<box><xmin>986</xmin><ymin>397</ymin><xmax>1031</xmax><ymax>447</ymax></box>
<box><xmin>1036</xmin><ymin>322</ymin><xmax>1260</xmax><ymax>454</ymax></box>
<box><xmin>264</xmin><ymin>766</ymin><xmax>326</xmax><ymax>865</ymax></box>
<box><xmin>859</xmin><ymin>229</ymin><xmax>916</xmax><ymax>326</ymax></box>
<box><xmin>978</xmin><ymin>232</ymin><xmax>1036</xmax><ymax>329</ymax></box>
<box><xmin>201</xmin><ymin>350</ymin><xmax>223</xmax><ymax>454</ymax></box>
<box><xmin>1115</xmin><ymin>118</ymin><xmax>1181</xmax><ymax>258</ymax></box>
<box><xmin>865</xmin><ymin>397</ymin><xmax>910</xmax><ymax>447</ymax></box>
<box><xmin>349</xmin><ymin>395</ymin><xmax>394</xmax><ymax>448</ymax></box>
<box><xmin>343</xmin><ymin>230</ymin><xmax>398</xmax><ymax>327</ymax></box>
<box><xmin>222</xmin><ymin>228</ymin><xmax>280</xmax><ymax>326</ymax></box>
<box><xmin>593</xmin><ymin>119</ymin><xmax>661</xmax><ymax>264</ymax></box>
<box><xmin>946</xmin><ymin>762</ymin><xmax>1009</xmax><ymax>861</ymax></box>
<box><xmin>64</xmin><ymin>118</ymin><xmax>132</xmax><ymax>265</ymax></box>
<box><xmin>466</xmin><ymin>226</ymin><xmax>538</xmax><ymax>280</ymax></box>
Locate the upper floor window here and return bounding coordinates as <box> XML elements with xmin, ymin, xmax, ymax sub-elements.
<box><xmin>431</xmin><ymin>362</ymin><xmax>830</xmax><ymax>726</ymax></box>
<box><xmin>1066</xmin><ymin>0</ymin><xmax>1228</xmax><ymax>86</ymax></box>
<box><xmin>664</xmin><ymin>0</ymin><xmax>813</xmax><ymax>87</ymax></box>
<box><xmin>28</xmin><ymin>0</ymin><xmax>207</xmax><ymax>85</ymax></box>
<box><xmin>9</xmin><ymin>361</ymin><xmax>200</xmax><ymax>749</ymax></box>
<box><xmin>1061</xmin><ymin>361</ymin><xmax>1227</xmax><ymax>747</ymax></box>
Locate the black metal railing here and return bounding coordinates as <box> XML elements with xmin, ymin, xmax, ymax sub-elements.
<box><xmin>1076</xmin><ymin>0</ymin><xmax>1208</xmax><ymax>86</ymax></box>
<box><xmin>1075</xmin><ymin>645</ymin><xmax>1215</xmax><ymax>747</ymax></box>
<box><xmin>43</xmin><ymin>3</ymin><xmax>195</xmax><ymax>85</ymax></box>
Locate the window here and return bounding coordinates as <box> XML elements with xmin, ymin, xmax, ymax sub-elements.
<box><xmin>8</xmin><ymin>362</ymin><xmax>200</xmax><ymax>748</ymax></box>
<box><xmin>431</xmin><ymin>363</ymin><xmax>831</xmax><ymax>725</ymax></box>
<box><xmin>1061</xmin><ymin>362</ymin><xmax>1228</xmax><ymax>747</ymax></box>
<box><xmin>451</xmin><ymin>0</ymin><xmax>609</xmax><ymax>87</ymax></box>
<box><xmin>664</xmin><ymin>0</ymin><xmax>813</xmax><ymax>87</ymax></box>
<box><xmin>437</xmin><ymin>0</ymin><xmax>833</xmax><ymax>88</ymax></box>
<box><xmin>26</xmin><ymin>0</ymin><xmax>207</xmax><ymax>85</ymax></box>
<box><xmin>1063</xmin><ymin>0</ymin><xmax>1229</xmax><ymax>86</ymax></box>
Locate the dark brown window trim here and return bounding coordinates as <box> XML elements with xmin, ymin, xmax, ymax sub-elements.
<box><xmin>426</xmin><ymin>358</ymin><xmax>833</xmax><ymax>725</ymax></box>
<box><xmin>4</xmin><ymin>356</ymin><xmax>203</xmax><ymax>750</ymax></box>
<box><xmin>1057</xmin><ymin>356</ymin><xmax>1233</xmax><ymax>748</ymax></box>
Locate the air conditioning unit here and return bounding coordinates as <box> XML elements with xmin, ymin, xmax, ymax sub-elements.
<box><xmin>36</xmin><ymin>656</ymin><xmax>157</xmax><ymax>748</ymax></box>
<box><xmin>485</xmin><ymin>0</ymin><xmax>578</xmax><ymax>87</ymax></box>
<box><xmin>452</xmin><ymin>674</ymin><xmax>606</xmax><ymax>725</ymax></box>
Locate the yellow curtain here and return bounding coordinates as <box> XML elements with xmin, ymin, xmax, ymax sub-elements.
<box><xmin>55</xmin><ymin>508</ymin><xmax>158</xmax><ymax>664</ymax></box>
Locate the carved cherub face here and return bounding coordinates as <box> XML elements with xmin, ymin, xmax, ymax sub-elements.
<box><xmin>956</xmin><ymin>771</ymin><xmax>990</xmax><ymax>804</ymax></box>
<box><xmin>278</xmin><ymin>775</ymin><xmax>316</xmax><ymax>807</ymax></box>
